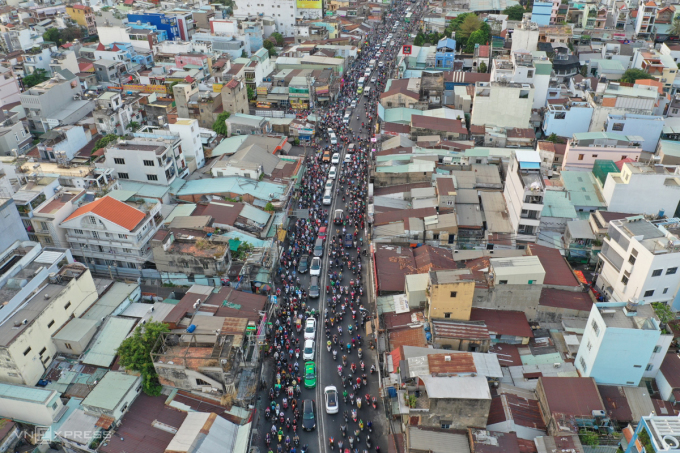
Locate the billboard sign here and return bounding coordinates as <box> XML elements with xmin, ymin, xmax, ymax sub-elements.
<box><xmin>297</xmin><ymin>0</ymin><xmax>322</xmax><ymax>8</ymax></box>
<box><xmin>402</xmin><ymin>45</ymin><xmax>412</xmax><ymax>55</ymax></box>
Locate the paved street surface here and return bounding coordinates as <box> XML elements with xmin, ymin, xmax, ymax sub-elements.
<box><xmin>253</xmin><ymin>4</ymin><xmax>425</xmax><ymax>453</ymax></box>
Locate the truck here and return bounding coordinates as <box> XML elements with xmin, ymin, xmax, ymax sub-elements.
<box><xmin>369</xmin><ymin>59</ymin><xmax>377</xmax><ymax>68</ymax></box>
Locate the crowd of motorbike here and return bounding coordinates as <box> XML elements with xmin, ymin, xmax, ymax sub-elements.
<box><xmin>261</xmin><ymin>3</ymin><xmax>421</xmax><ymax>453</ymax></box>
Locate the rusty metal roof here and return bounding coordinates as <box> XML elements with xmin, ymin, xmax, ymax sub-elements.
<box><xmin>427</xmin><ymin>353</ymin><xmax>476</xmax><ymax>375</ymax></box>
<box><xmin>539</xmin><ymin>377</ymin><xmax>604</xmax><ymax>418</ymax></box>
<box><xmin>469</xmin><ymin>308</ymin><xmax>533</xmax><ymax>338</ymax></box>
<box><xmin>432</xmin><ymin>319</ymin><xmax>490</xmax><ymax>340</ymax></box>
<box><xmin>388</xmin><ymin>327</ymin><xmax>427</xmax><ymax>350</ymax></box>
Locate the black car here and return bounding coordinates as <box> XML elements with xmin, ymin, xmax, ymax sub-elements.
<box><xmin>334</xmin><ymin>209</ymin><xmax>344</xmax><ymax>225</ymax></box>
<box><xmin>298</xmin><ymin>254</ymin><xmax>310</xmax><ymax>273</ymax></box>
<box><xmin>302</xmin><ymin>399</ymin><xmax>316</xmax><ymax>431</ymax></box>
<box><xmin>344</xmin><ymin>233</ymin><xmax>353</xmax><ymax>248</ymax></box>
<box><xmin>309</xmin><ymin>276</ymin><xmax>320</xmax><ymax>298</ymax></box>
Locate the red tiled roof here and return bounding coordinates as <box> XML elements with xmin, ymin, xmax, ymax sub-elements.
<box><xmin>527</xmin><ymin>244</ymin><xmax>579</xmax><ymax>287</ymax></box>
<box><xmin>660</xmin><ymin>353</ymin><xmax>680</xmax><ymax>388</ymax></box>
<box><xmin>469</xmin><ymin>308</ymin><xmax>533</xmax><ymax>338</ymax></box>
<box><xmin>411</xmin><ymin>116</ymin><xmax>467</xmax><ymax>135</ymax></box>
<box><xmin>63</xmin><ymin>196</ymin><xmax>146</xmax><ymax>231</ymax></box>
<box><xmin>226</xmin><ymin>79</ymin><xmax>239</xmax><ymax>89</ymax></box>
<box><xmin>615</xmin><ymin>157</ymin><xmax>635</xmax><ymax>170</ymax></box>
<box><xmin>476</xmin><ymin>45</ymin><xmax>490</xmax><ymax>58</ymax></box>
<box><xmin>388</xmin><ymin>327</ymin><xmax>427</xmax><ymax>349</ymax></box>
<box><xmin>383</xmin><ymin>122</ymin><xmax>411</xmax><ymax>134</ymax></box>
<box><xmin>96</xmin><ymin>42</ymin><xmax>105</xmax><ymax>51</ymax></box>
<box><xmin>111</xmin><ymin>44</ymin><xmax>121</xmax><ymax>51</ymax></box>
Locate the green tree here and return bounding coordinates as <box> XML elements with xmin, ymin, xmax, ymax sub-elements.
<box><xmin>671</xmin><ymin>16</ymin><xmax>680</xmax><ymax>37</ymax></box>
<box><xmin>212</xmin><ymin>112</ymin><xmax>231</xmax><ymax>136</ymax></box>
<box><xmin>247</xmin><ymin>86</ymin><xmax>256</xmax><ymax>101</ymax></box>
<box><xmin>545</xmin><ymin>133</ymin><xmax>559</xmax><ymax>143</ymax></box>
<box><xmin>61</xmin><ymin>26</ymin><xmax>84</xmax><ymax>42</ymax></box>
<box><xmin>128</xmin><ymin>121</ymin><xmax>140</xmax><ymax>132</ymax></box>
<box><xmin>271</xmin><ymin>32</ymin><xmax>284</xmax><ymax>46</ymax></box>
<box><xmin>22</xmin><ymin>69</ymin><xmax>49</xmax><ymax>89</ymax></box>
<box><xmin>456</xmin><ymin>13</ymin><xmax>483</xmax><ymax>48</ymax></box>
<box><xmin>42</xmin><ymin>27</ymin><xmax>61</xmax><ymax>44</ymax></box>
<box><xmin>652</xmin><ymin>302</ymin><xmax>675</xmax><ymax>324</ymax></box>
<box><xmin>579</xmin><ymin>65</ymin><xmax>588</xmax><ymax>77</ymax></box>
<box><xmin>503</xmin><ymin>4</ymin><xmax>526</xmax><ymax>20</ymax></box>
<box><xmin>241</xmin><ymin>50</ymin><xmax>248</xmax><ymax>58</ymax></box>
<box><xmin>413</xmin><ymin>32</ymin><xmax>426</xmax><ymax>46</ymax></box>
<box><xmin>578</xmin><ymin>430</ymin><xmax>599</xmax><ymax>447</ymax></box>
<box><xmin>263</xmin><ymin>40</ymin><xmax>277</xmax><ymax>57</ymax></box>
<box><xmin>620</xmin><ymin>68</ymin><xmax>655</xmax><ymax>83</ymax></box>
<box><xmin>478</xmin><ymin>61</ymin><xmax>487</xmax><ymax>73</ymax></box>
<box><xmin>465</xmin><ymin>28</ymin><xmax>487</xmax><ymax>53</ymax></box>
<box><xmin>94</xmin><ymin>134</ymin><xmax>119</xmax><ymax>151</ymax></box>
<box><xmin>117</xmin><ymin>320</ymin><xmax>169</xmax><ymax>396</ymax></box>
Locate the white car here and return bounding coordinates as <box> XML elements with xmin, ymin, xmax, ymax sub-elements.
<box><xmin>344</xmin><ymin>154</ymin><xmax>352</xmax><ymax>164</ymax></box>
<box><xmin>331</xmin><ymin>153</ymin><xmax>340</xmax><ymax>164</ymax></box>
<box><xmin>325</xmin><ymin>179</ymin><xmax>334</xmax><ymax>191</ymax></box>
<box><xmin>351</xmin><ymin>100</ymin><xmax>357</xmax><ymax>108</ymax></box>
<box><xmin>310</xmin><ymin>256</ymin><xmax>321</xmax><ymax>276</ymax></box>
<box><xmin>328</xmin><ymin>166</ymin><xmax>337</xmax><ymax>179</ymax></box>
<box><xmin>371</xmin><ymin>77</ymin><xmax>377</xmax><ymax>83</ymax></box>
<box><xmin>324</xmin><ymin>386</ymin><xmax>339</xmax><ymax>414</ymax></box>
<box><xmin>304</xmin><ymin>318</ymin><xmax>316</xmax><ymax>340</ymax></box>
<box><xmin>303</xmin><ymin>339</ymin><xmax>315</xmax><ymax>361</ymax></box>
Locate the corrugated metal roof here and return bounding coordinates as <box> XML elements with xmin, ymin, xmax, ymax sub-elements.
<box><xmin>421</xmin><ymin>375</ymin><xmax>491</xmax><ymax>399</ymax></box>
<box><xmin>239</xmin><ymin>204</ymin><xmax>271</xmax><ymax>226</ymax></box>
<box><xmin>81</xmin><ymin>317</ymin><xmax>137</xmax><ymax>367</ymax></box>
<box><xmin>81</xmin><ymin>282</ymin><xmax>139</xmax><ymax>321</ymax></box>
<box><xmin>52</xmin><ymin>318</ymin><xmax>98</xmax><ymax>342</ymax></box>
<box><xmin>82</xmin><ymin>372</ymin><xmax>139</xmax><ymax>411</ymax></box>
<box><xmin>407</xmin><ymin>426</ymin><xmax>471</xmax><ymax>453</ymax></box>
<box><xmin>432</xmin><ymin>319</ymin><xmax>490</xmax><ymax>340</ymax></box>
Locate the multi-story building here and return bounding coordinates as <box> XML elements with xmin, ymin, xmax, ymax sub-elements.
<box><xmin>6</xmin><ymin>27</ymin><xmax>44</xmax><ymax>53</ymax></box>
<box><xmin>635</xmin><ymin>0</ymin><xmax>658</xmax><ymax>37</ymax></box>
<box><xmin>596</xmin><ymin>216</ymin><xmax>680</xmax><ymax>305</ymax></box>
<box><xmin>92</xmin><ymin>91</ymin><xmax>143</xmax><ymax>137</ymax></box>
<box><xmin>168</xmin><ymin>118</ymin><xmax>205</xmax><ymax>170</ymax></box>
<box><xmin>603</xmin><ymin>113</ymin><xmax>664</xmax><ymax>152</ymax></box>
<box><xmin>126</xmin><ymin>12</ymin><xmax>181</xmax><ymax>41</ymax></box>
<box><xmin>103</xmin><ymin>136</ymin><xmax>184</xmax><ymax>186</ymax></box>
<box><xmin>490</xmin><ymin>51</ymin><xmax>552</xmax><ymax>109</ymax></box>
<box><xmin>221</xmin><ymin>78</ymin><xmax>249</xmax><ymax>116</ymax></box>
<box><xmin>531</xmin><ymin>1</ymin><xmax>553</xmax><ymax>25</ymax></box>
<box><xmin>0</xmin><ymin>198</ymin><xmax>29</xmax><ymax>251</ymax></box>
<box><xmin>151</xmin><ymin>228</ymin><xmax>230</xmax><ymax>277</ymax></box>
<box><xmin>37</xmin><ymin>125</ymin><xmax>91</xmax><ymax>163</ymax></box>
<box><xmin>503</xmin><ymin>150</ymin><xmax>545</xmax><ymax>243</ymax></box>
<box><xmin>65</xmin><ymin>5</ymin><xmax>96</xmax><ymax>36</ymax></box>
<box><xmin>0</xmin><ymin>65</ymin><xmax>21</xmax><ymax>108</ymax></box>
<box><xmin>13</xmin><ymin>176</ymin><xmax>61</xmax><ymax>242</ymax></box>
<box><xmin>20</xmin><ymin>69</ymin><xmax>94</xmax><ymax>133</ymax></box>
<box><xmin>586</xmin><ymin>81</ymin><xmax>663</xmax><ymax>132</ymax></box>
<box><xmin>562</xmin><ymin>132</ymin><xmax>643</xmax><ymax>172</ymax></box>
<box><xmin>30</xmin><ymin>189</ymin><xmax>87</xmax><ymax>249</ymax></box>
<box><xmin>22</xmin><ymin>44</ymin><xmax>58</xmax><ymax>76</ymax></box>
<box><xmin>631</xmin><ymin>48</ymin><xmax>677</xmax><ymax>93</ymax></box>
<box><xmin>60</xmin><ymin>195</ymin><xmax>163</xmax><ymax>271</ymax></box>
<box><xmin>232</xmin><ymin>0</ymin><xmax>298</xmax><ymax>36</ymax></box>
<box><xmin>601</xmin><ymin>162</ymin><xmax>680</xmax><ymax>216</ymax></box>
<box><xmin>542</xmin><ymin>99</ymin><xmax>593</xmax><ymax>139</ymax></box>
<box><xmin>471</xmin><ymin>82</ymin><xmax>534</xmax><ymax>129</ymax></box>
<box><xmin>0</xmin><ymin>264</ymin><xmax>97</xmax><ymax>385</ymax></box>
<box><xmin>426</xmin><ymin>269</ymin><xmax>475</xmax><ymax>321</ymax></box>
<box><xmin>575</xmin><ymin>303</ymin><xmax>671</xmax><ymax>386</ymax></box>
<box><xmin>0</xmin><ymin>112</ymin><xmax>32</xmax><ymax>156</ymax></box>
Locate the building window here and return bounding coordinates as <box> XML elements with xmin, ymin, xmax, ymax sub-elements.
<box><xmin>646</xmin><ymin>364</ymin><xmax>654</xmax><ymax>371</ymax></box>
<box><xmin>644</xmin><ymin>290</ymin><xmax>655</xmax><ymax>297</ymax></box>
<box><xmin>586</xmin><ymin>340</ymin><xmax>592</xmax><ymax>351</ymax></box>
<box><xmin>628</xmin><ymin>254</ymin><xmax>636</xmax><ymax>265</ymax></box>
<box><xmin>118</xmin><ymin>172</ymin><xmax>129</xmax><ymax>179</ymax></box>
<box><xmin>579</xmin><ymin>356</ymin><xmax>587</xmax><ymax>372</ymax></box>
<box><xmin>578</xmin><ymin>154</ymin><xmax>584</xmax><ymax>160</ymax></box>
<box><xmin>39</xmin><ymin>347</ymin><xmax>46</xmax><ymax>356</ymax></box>
<box><xmin>652</xmin><ymin>269</ymin><xmax>663</xmax><ymax>277</ymax></box>
<box><xmin>143</xmin><ymin>160</ymin><xmax>155</xmax><ymax>166</ymax></box>
<box><xmin>47</xmin><ymin>320</ymin><xmax>54</xmax><ymax>328</ymax></box>
<box><xmin>667</xmin><ymin>267</ymin><xmax>678</xmax><ymax>275</ymax></box>
<box><xmin>88</xmin><ymin>216</ymin><xmax>97</xmax><ymax>224</ymax></box>
<box><xmin>114</xmin><ymin>158</ymin><xmax>125</xmax><ymax>164</ymax></box>
<box><xmin>612</xmin><ymin>122</ymin><xmax>624</xmax><ymax>131</ymax></box>
<box><xmin>440</xmin><ymin>422</ymin><xmax>451</xmax><ymax>429</ymax></box>
<box><xmin>450</xmin><ymin>291</ymin><xmax>457</xmax><ymax>298</ymax></box>
<box><xmin>591</xmin><ymin>154</ymin><xmax>598</xmax><ymax>158</ymax></box>
<box><xmin>664</xmin><ymin>288</ymin><xmax>669</xmax><ymax>294</ymax></box>
<box><xmin>444</xmin><ymin>313</ymin><xmax>452</xmax><ymax>318</ymax></box>
<box><xmin>633</xmin><ymin>365</ymin><xmax>642</xmax><ymax>368</ymax></box>
<box><xmin>654</xmin><ymin>345</ymin><xmax>662</xmax><ymax>353</ymax></box>
<box><xmin>119</xmin><ymin>234</ymin><xmax>127</xmax><ymax>239</ymax></box>
<box><xmin>64</xmin><ymin>301</ymin><xmax>71</xmax><ymax>310</ymax></box>
<box><xmin>591</xmin><ymin>320</ymin><xmax>600</xmax><ymax>337</ymax></box>
<box><xmin>74</xmin><ymin>229</ymin><xmax>83</xmax><ymax>235</ymax></box>
<box><xmin>499</xmin><ymin>280</ymin><xmax>508</xmax><ymax>284</ymax></box>
<box><xmin>147</xmin><ymin>174</ymin><xmax>158</xmax><ymax>181</ymax></box>
<box><xmin>23</xmin><ymin>347</ymin><xmax>31</xmax><ymax>356</ymax></box>
<box><xmin>621</xmin><ymin>275</ymin><xmax>629</xmax><ymax>285</ymax></box>
<box><xmin>65</xmin><ymin>343</ymin><xmax>72</xmax><ymax>350</ymax></box>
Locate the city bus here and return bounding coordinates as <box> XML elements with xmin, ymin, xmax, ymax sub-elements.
<box><xmin>405</xmin><ymin>12</ymin><xmax>412</xmax><ymax>23</ymax></box>
<box><xmin>358</xmin><ymin>77</ymin><xmax>366</xmax><ymax>87</ymax></box>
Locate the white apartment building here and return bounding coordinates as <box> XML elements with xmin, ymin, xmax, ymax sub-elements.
<box><xmin>596</xmin><ymin>216</ymin><xmax>680</xmax><ymax>305</ymax></box>
<box><xmin>0</xmin><ymin>264</ymin><xmax>98</xmax><ymax>385</ymax></box>
<box><xmin>601</xmin><ymin>162</ymin><xmax>680</xmax><ymax>216</ymax></box>
<box><xmin>30</xmin><ymin>189</ymin><xmax>88</xmax><ymax>249</ymax></box>
<box><xmin>233</xmin><ymin>0</ymin><xmax>298</xmax><ymax>36</ymax></box>
<box><xmin>168</xmin><ymin>118</ymin><xmax>205</xmax><ymax>170</ymax></box>
<box><xmin>0</xmin><ymin>66</ymin><xmax>21</xmax><ymax>108</ymax></box>
<box><xmin>0</xmin><ymin>383</ymin><xmax>65</xmax><ymax>426</ymax></box>
<box><xmin>490</xmin><ymin>51</ymin><xmax>552</xmax><ymax>109</ymax></box>
<box><xmin>60</xmin><ymin>195</ymin><xmax>163</xmax><ymax>270</ymax></box>
<box><xmin>471</xmin><ymin>82</ymin><xmax>535</xmax><ymax>129</ymax></box>
<box><xmin>103</xmin><ymin>137</ymin><xmax>183</xmax><ymax>186</ymax></box>
<box><xmin>502</xmin><ymin>150</ymin><xmax>545</xmax><ymax>243</ymax></box>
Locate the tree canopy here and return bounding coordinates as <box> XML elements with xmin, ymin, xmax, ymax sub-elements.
<box><xmin>117</xmin><ymin>320</ymin><xmax>169</xmax><ymax>396</ymax></box>
<box><xmin>263</xmin><ymin>40</ymin><xmax>278</xmax><ymax>57</ymax></box>
<box><xmin>671</xmin><ymin>16</ymin><xmax>680</xmax><ymax>37</ymax></box>
<box><xmin>503</xmin><ymin>4</ymin><xmax>526</xmax><ymax>20</ymax></box>
<box><xmin>212</xmin><ymin>112</ymin><xmax>231</xmax><ymax>136</ymax></box>
<box><xmin>620</xmin><ymin>68</ymin><xmax>655</xmax><ymax>84</ymax></box>
<box><xmin>271</xmin><ymin>32</ymin><xmax>284</xmax><ymax>46</ymax></box>
<box><xmin>42</xmin><ymin>26</ymin><xmax>84</xmax><ymax>45</ymax></box>
<box><xmin>93</xmin><ymin>134</ymin><xmax>119</xmax><ymax>153</ymax></box>
<box><xmin>445</xmin><ymin>13</ymin><xmax>489</xmax><ymax>51</ymax></box>
<box><xmin>22</xmin><ymin>69</ymin><xmax>49</xmax><ymax>89</ymax></box>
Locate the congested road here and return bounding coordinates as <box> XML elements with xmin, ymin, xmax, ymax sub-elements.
<box><xmin>260</xmin><ymin>4</ymin><xmax>423</xmax><ymax>453</ymax></box>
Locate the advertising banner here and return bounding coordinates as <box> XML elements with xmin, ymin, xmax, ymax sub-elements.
<box><xmin>297</xmin><ymin>0</ymin><xmax>321</xmax><ymax>8</ymax></box>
